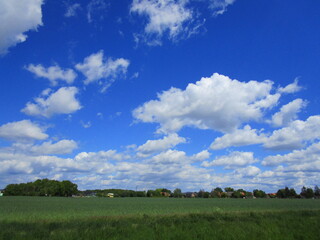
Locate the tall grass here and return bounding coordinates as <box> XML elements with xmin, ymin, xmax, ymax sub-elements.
<box><xmin>0</xmin><ymin>197</ymin><xmax>319</xmax><ymax>239</ymax></box>
<box><xmin>1</xmin><ymin>211</ymin><xmax>319</xmax><ymax>240</ymax></box>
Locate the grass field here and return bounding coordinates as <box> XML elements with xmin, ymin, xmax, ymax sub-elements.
<box><xmin>1</xmin><ymin>197</ymin><xmax>320</xmax><ymax>239</ymax></box>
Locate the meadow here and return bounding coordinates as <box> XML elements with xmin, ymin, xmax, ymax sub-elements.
<box><xmin>1</xmin><ymin>197</ymin><xmax>320</xmax><ymax>239</ymax></box>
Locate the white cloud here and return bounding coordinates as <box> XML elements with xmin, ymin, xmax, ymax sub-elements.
<box><xmin>283</xmin><ymin>160</ymin><xmax>320</xmax><ymax>172</ymax></box>
<box><xmin>210</xmin><ymin>125</ymin><xmax>267</xmax><ymax>150</ymax></box>
<box><xmin>65</xmin><ymin>3</ymin><xmax>81</xmax><ymax>17</ymax></box>
<box><xmin>74</xmin><ymin>150</ymin><xmax>129</xmax><ymax>162</ymax></box>
<box><xmin>0</xmin><ymin>159</ymin><xmax>34</xmax><ymax>174</ymax></box>
<box><xmin>191</xmin><ymin>150</ymin><xmax>210</xmax><ymax>161</ymax></box>
<box><xmin>1</xmin><ymin>141</ymin><xmax>319</xmax><ymax>192</ymax></box>
<box><xmin>270</xmin><ymin>99</ymin><xmax>307</xmax><ymax>127</ymax></box>
<box><xmin>0</xmin><ymin>120</ymin><xmax>48</xmax><ymax>142</ymax></box>
<box><xmin>0</xmin><ymin>153</ymin><xmax>88</xmax><ymax>175</ymax></box>
<box><xmin>149</xmin><ymin>149</ymin><xmax>187</xmax><ymax>164</ymax></box>
<box><xmin>26</xmin><ymin>64</ymin><xmax>77</xmax><ymax>86</ymax></box>
<box><xmin>41</xmin><ymin>88</ymin><xmax>52</xmax><ymax>96</ymax></box>
<box><xmin>75</xmin><ymin>50</ymin><xmax>130</xmax><ymax>88</ymax></box>
<box><xmin>30</xmin><ymin>140</ymin><xmax>78</xmax><ymax>155</ymax></box>
<box><xmin>209</xmin><ymin>0</ymin><xmax>236</xmax><ymax>16</ymax></box>
<box><xmin>12</xmin><ymin>140</ymin><xmax>78</xmax><ymax>155</ymax></box>
<box><xmin>0</xmin><ymin>0</ymin><xmax>43</xmax><ymax>54</ymax></box>
<box><xmin>0</xmin><ymin>146</ymin><xmax>208</xmax><ymax>190</ymax></box>
<box><xmin>137</xmin><ymin>133</ymin><xmax>186</xmax><ymax>156</ymax></box>
<box><xmin>202</xmin><ymin>151</ymin><xmax>257</xmax><ymax>168</ymax></box>
<box><xmin>264</xmin><ymin>115</ymin><xmax>320</xmax><ymax>150</ymax></box>
<box><xmin>234</xmin><ymin>165</ymin><xmax>261</xmax><ymax>177</ymax></box>
<box><xmin>262</xmin><ymin>142</ymin><xmax>320</xmax><ymax>166</ymax></box>
<box><xmin>21</xmin><ymin>87</ymin><xmax>82</xmax><ymax>118</ymax></box>
<box><xmin>133</xmin><ymin>73</ymin><xmax>280</xmax><ymax>133</ymax></box>
<box><xmin>278</xmin><ymin>78</ymin><xmax>302</xmax><ymax>94</ymax></box>
<box><xmin>130</xmin><ymin>0</ymin><xmax>197</xmax><ymax>44</ymax></box>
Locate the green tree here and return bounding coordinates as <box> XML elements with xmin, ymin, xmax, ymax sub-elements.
<box><xmin>232</xmin><ymin>189</ymin><xmax>246</xmax><ymax>198</ymax></box>
<box><xmin>253</xmin><ymin>189</ymin><xmax>266</xmax><ymax>198</ymax></box>
<box><xmin>224</xmin><ymin>187</ymin><xmax>234</xmax><ymax>192</ymax></box>
<box><xmin>198</xmin><ymin>189</ymin><xmax>209</xmax><ymax>198</ymax></box>
<box><xmin>173</xmin><ymin>188</ymin><xmax>183</xmax><ymax>198</ymax></box>
<box><xmin>300</xmin><ymin>186</ymin><xmax>314</xmax><ymax>199</ymax></box>
<box><xmin>277</xmin><ymin>187</ymin><xmax>297</xmax><ymax>198</ymax></box>
<box><xmin>210</xmin><ymin>187</ymin><xmax>223</xmax><ymax>198</ymax></box>
<box><xmin>276</xmin><ymin>188</ymin><xmax>285</xmax><ymax>198</ymax></box>
<box><xmin>314</xmin><ymin>185</ymin><xmax>320</xmax><ymax>198</ymax></box>
<box><xmin>3</xmin><ymin>179</ymin><xmax>78</xmax><ymax>197</ymax></box>
<box><xmin>220</xmin><ymin>192</ymin><xmax>228</xmax><ymax>198</ymax></box>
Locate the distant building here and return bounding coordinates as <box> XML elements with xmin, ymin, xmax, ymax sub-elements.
<box><xmin>107</xmin><ymin>193</ymin><xmax>114</xmax><ymax>198</ymax></box>
<box><xmin>226</xmin><ymin>192</ymin><xmax>233</xmax><ymax>198</ymax></box>
<box><xmin>183</xmin><ymin>192</ymin><xmax>197</xmax><ymax>198</ymax></box>
<box><xmin>0</xmin><ymin>191</ymin><xmax>3</xmax><ymax>197</ymax></box>
<box><xmin>161</xmin><ymin>192</ymin><xmax>170</xmax><ymax>197</ymax></box>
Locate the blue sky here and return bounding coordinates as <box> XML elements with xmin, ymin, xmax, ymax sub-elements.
<box><xmin>0</xmin><ymin>0</ymin><xmax>319</xmax><ymax>192</ymax></box>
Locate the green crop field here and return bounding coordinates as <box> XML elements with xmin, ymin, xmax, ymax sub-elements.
<box><xmin>1</xmin><ymin>197</ymin><xmax>320</xmax><ymax>239</ymax></box>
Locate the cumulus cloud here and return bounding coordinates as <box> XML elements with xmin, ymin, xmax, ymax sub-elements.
<box><xmin>131</xmin><ymin>0</ymin><xmax>199</xmax><ymax>44</ymax></box>
<box><xmin>210</xmin><ymin>125</ymin><xmax>267</xmax><ymax>150</ymax></box>
<box><xmin>191</xmin><ymin>150</ymin><xmax>210</xmax><ymax>161</ymax></box>
<box><xmin>270</xmin><ymin>99</ymin><xmax>307</xmax><ymax>127</ymax></box>
<box><xmin>209</xmin><ymin>0</ymin><xmax>236</xmax><ymax>15</ymax></box>
<box><xmin>30</xmin><ymin>140</ymin><xmax>78</xmax><ymax>155</ymax></box>
<box><xmin>149</xmin><ymin>149</ymin><xmax>187</xmax><ymax>164</ymax></box>
<box><xmin>75</xmin><ymin>50</ymin><xmax>130</xmax><ymax>90</ymax></box>
<box><xmin>137</xmin><ymin>133</ymin><xmax>186</xmax><ymax>156</ymax></box>
<box><xmin>0</xmin><ymin>0</ymin><xmax>43</xmax><ymax>54</ymax></box>
<box><xmin>283</xmin><ymin>160</ymin><xmax>320</xmax><ymax>172</ymax></box>
<box><xmin>234</xmin><ymin>165</ymin><xmax>261</xmax><ymax>177</ymax></box>
<box><xmin>26</xmin><ymin>64</ymin><xmax>77</xmax><ymax>86</ymax></box>
<box><xmin>0</xmin><ymin>159</ymin><xmax>34</xmax><ymax>174</ymax></box>
<box><xmin>0</xmin><ymin>153</ymin><xmax>87</xmax><ymax>175</ymax></box>
<box><xmin>202</xmin><ymin>151</ymin><xmax>257</xmax><ymax>169</ymax></box>
<box><xmin>262</xmin><ymin>142</ymin><xmax>320</xmax><ymax>166</ymax></box>
<box><xmin>11</xmin><ymin>140</ymin><xmax>78</xmax><ymax>155</ymax></box>
<box><xmin>1</xmin><ymin>141</ymin><xmax>319</xmax><ymax>192</ymax></box>
<box><xmin>264</xmin><ymin>115</ymin><xmax>320</xmax><ymax>150</ymax></box>
<box><xmin>133</xmin><ymin>73</ymin><xmax>280</xmax><ymax>133</ymax></box>
<box><xmin>278</xmin><ymin>78</ymin><xmax>302</xmax><ymax>94</ymax></box>
<box><xmin>21</xmin><ymin>87</ymin><xmax>82</xmax><ymax>118</ymax></box>
<box><xmin>0</xmin><ymin>120</ymin><xmax>48</xmax><ymax>142</ymax></box>
<box><xmin>74</xmin><ymin>150</ymin><xmax>129</xmax><ymax>162</ymax></box>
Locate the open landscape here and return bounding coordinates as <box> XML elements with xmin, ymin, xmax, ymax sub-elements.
<box><xmin>1</xmin><ymin>197</ymin><xmax>320</xmax><ymax>239</ymax></box>
<box><xmin>1</xmin><ymin>0</ymin><xmax>320</xmax><ymax>239</ymax></box>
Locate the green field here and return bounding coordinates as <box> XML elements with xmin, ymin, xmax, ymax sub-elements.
<box><xmin>1</xmin><ymin>197</ymin><xmax>320</xmax><ymax>239</ymax></box>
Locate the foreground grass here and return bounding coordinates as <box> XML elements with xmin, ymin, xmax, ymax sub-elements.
<box><xmin>1</xmin><ymin>210</ymin><xmax>320</xmax><ymax>240</ymax></box>
<box><xmin>1</xmin><ymin>197</ymin><xmax>320</xmax><ymax>239</ymax></box>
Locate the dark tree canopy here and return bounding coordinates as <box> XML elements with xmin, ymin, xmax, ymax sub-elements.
<box><xmin>173</xmin><ymin>188</ymin><xmax>183</xmax><ymax>198</ymax></box>
<box><xmin>210</xmin><ymin>187</ymin><xmax>223</xmax><ymax>198</ymax></box>
<box><xmin>276</xmin><ymin>187</ymin><xmax>297</xmax><ymax>198</ymax></box>
<box><xmin>224</xmin><ymin>187</ymin><xmax>234</xmax><ymax>192</ymax></box>
<box><xmin>4</xmin><ymin>179</ymin><xmax>78</xmax><ymax>197</ymax></box>
<box><xmin>253</xmin><ymin>189</ymin><xmax>267</xmax><ymax>198</ymax></box>
<box><xmin>300</xmin><ymin>186</ymin><xmax>314</xmax><ymax>199</ymax></box>
<box><xmin>314</xmin><ymin>185</ymin><xmax>320</xmax><ymax>197</ymax></box>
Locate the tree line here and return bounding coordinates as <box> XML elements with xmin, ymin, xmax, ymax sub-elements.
<box><xmin>2</xmin><ymin>179</ymin><xmax>320</xmax><ymax>199</ymax></box>
<box><xmin>81</xmin><ymin>186</ymin><xmax>320</xmax><ymax>199</ymax></box>
<box><xmin>3</xmin><ymin>179</ymin><xmax>78</xmax><ymax>197</ymax></box>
